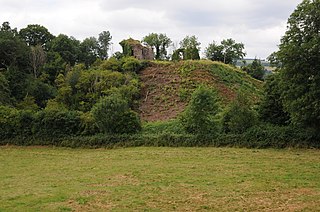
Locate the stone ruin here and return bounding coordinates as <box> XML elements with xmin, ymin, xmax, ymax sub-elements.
<box><xmin>120</xmin><ymin>38</ymin><xmax>154</xmax><ymax>60</ymax></box>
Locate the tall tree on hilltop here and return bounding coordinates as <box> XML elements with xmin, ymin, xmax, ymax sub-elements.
<box><xmin>142</xmin><ymin>33</ymin><xmax>172</xmax><ymax>60</ymax></box>
<box><xmin>179</xmin><ymin>35</ymin><xmax>201</xmax><ymax>60</ymax></box>
<box><xmin>98</xmin><ymin>31</ymin><xmax>112</xmax><ymax>60</ymax></box>
<box><xmin>205</xmin><ymin>38</ymin><xmax>246</xmax><ymax>65</ymax></box>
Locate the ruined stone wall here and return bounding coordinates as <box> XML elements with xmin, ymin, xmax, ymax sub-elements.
<box><xmin>132</xmin><ymin>45</ymin><xmax>154</xmax><ymax>60</ymax></box>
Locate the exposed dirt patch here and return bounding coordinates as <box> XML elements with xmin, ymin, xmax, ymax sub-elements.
<box><xmin>138</xmin><ymin>63</ymin><xmax>187</xmax><ymax>122</ymax></box>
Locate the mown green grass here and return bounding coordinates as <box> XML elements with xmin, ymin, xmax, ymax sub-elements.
<box><xmin>0</xmin><ymin>146</ymin><xmax>319</xmax><ymax>211</ymax></box>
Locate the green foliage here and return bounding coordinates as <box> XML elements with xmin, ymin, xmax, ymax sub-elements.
<box><xmin>0</xmin><ymin>106</ymin><xmax>19</xmax><ymax>139</ymax></box>
<box><xmin>180</xmin><ymin>86</ymin><xmax>220</xmax><ymax>135</ymax></box>
<box><xmin>100</xmin><ymin>57</ymin><xmax>122</xmax><ymax>72</ymax></box>
<box><xmin>0</xmin><ymin>106</ymin><xmax>36</xmax><ymax>139</ymax></box>
<box><xmin>0</xmin><ymin>73</ymin><xmax>11</xmax><ymax>105</ymax></box>
<box><xmin>259</xmin><ymin>74</ymin><xmax>290</xmax><ymax>125</ymax></box>
<box><xmin>98</xmin><ymin>31</ymin><xmax>112</xmax><ymax>60</ymax></box>
<box><xmin>222</xmin><ymin>90</ymin><xmax>257</xmax><ymax>134</ymax></box>
<box><xmin>142</xmin><ymin>120</ymin><xmax>185</xmax><ymax>135</ymax></box>
<box><xmin>178</xmin><ymin>35</ymin><xmax>201</xmax><ymax>60</ymax></box>
<box><xmin>33</xmin><ymin>110</ymin><xmax>81</xmax><ymax>137</ymax></box>
<box><xmin>205</xmin><ymin>38</ymin><xmax>246</xmax><ymax>65</ymax></box>
<box><xmin>16</xmin><ymin>96</ymin><xmax>39</xmax><ymax>111</ymax></box>
<box><xmin>242</xmin><ymin>58</ymin><xmax>265</xmax><ymax>80</ymax></box>
<box><xmin>0</xmin><ymin>25</ymin><xmax>30</xmax><ymax>70</ymax></box>
<box><xmin>91</xmin><ymin>93</ymin><xmax>141</xmax><ymax>134</ymax></box>
<box><xmin>142</xmin><ymin>33</ymin><xmax>172</xmax><ymax>60</ymax></box>
<box><xmin>277</xmin><ymin>0</ymin><xmax>320</xmax><ymax>130</ymax></box>
<box><xmin>79</xmin><ymin>37</ymin><xmax>99</xmax><ymax>68</ymax></box>
<box><xmin>79</xmin><ymin>112</ymin><xmax>99</xmax><ymax>135</ymax></box>
<box><xmin>56</xmin><ymin>68</ymin><xmax>140</xmax><ymax>111</ymax></box>
<box><xmin>121</xmin><ymin>57</ymin><xmax>143</xmax><ymax>72</ymax></box>
<box><xmin>49</xmin><ymin>34</ymin><xmax>80</xmax><ymax>66</ymax></box>
<box><xmin>27</xmin><ymin>78</ymin><xmax>57</xmax><ymax>108</ymax></box>
<box><xmin>19</xmin><ymin>24</ymin><xmax>54</xmax><ymax>47</ymax></box>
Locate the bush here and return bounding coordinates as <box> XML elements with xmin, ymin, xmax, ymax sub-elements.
<box><xmin>222</xmin><ymin>90</ymin><xmax>257</xmax><ymax>134</ymax></box>
<box><xmin>0</xmin><ymin>106</ymin><xmax>35</xmax><ymax>139</ymax></box>
<box><xmin>33</xmin><ymin>110</ymin><xmax>81</xmax><ymax>137</ymax></box>
<box><xmin>179</xmin><ymin>86</ymin><xmax>220</xmax><ymax>135</ymax></box>
<box><xmin>79</xmin><ymin>112</ymin><xmax>99</xmax><ymax>135</ymax></box>
<box><xmin>0</xmin><ymin>106</ymin><xmax>19</xmax><ymax>139</ymax></box>
<box><xmin>100</xmin><ymin>57</ymin><xmax>122</xmax><ymax>72</ymax></box>
<box><xmin>121</xmin><ymin>57</ymin><xmax>143</xmax><ymax>72</ymax></box>
<box><xmin>91</xmin><ymin>93</ymin><xmax>141</xmax><ymax>134</ymax></box>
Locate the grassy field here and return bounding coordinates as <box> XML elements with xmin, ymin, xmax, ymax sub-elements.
<box><xmin>0</xmin><ymin>146</ymin><xmax>319</xmax><ymax>211</ymax></box>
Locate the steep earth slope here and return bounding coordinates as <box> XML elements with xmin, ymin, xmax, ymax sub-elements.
<box><xmin>138</xmin><ymin>60</ymin><xmax>262</xmax><ymax>122</ymax></box>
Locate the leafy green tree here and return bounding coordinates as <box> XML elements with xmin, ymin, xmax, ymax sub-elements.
<box><xmin>98</xmin><ymin>31</ymin><xmax>112</xmax><ymax>60</ymax></box>
<box><xmin>0</xmin><ymin>23</ymin><xmax>32</xmax><ymax>102</ymax></box>
<box><xmin>0</xmin><ymin>22</ymin><xmax>30</xmax><ymax>70</ymax></box>
<box><xmin>205</xmin><ymin>38</ymin><xmax>246</xmax><ymax>64</ymax></box>
<box><xmin>91</xmin><ymin>93</ymin><xmax>141</xmax><ymax>134</ymax></box>
<box><xmin>179</xmin><ymin>35</ymin><xmax>201</xmax><ymax>60</ymax></box>
<box><xmin>259</xmin><ymin>74</ymin><xmax>290</xmax><ymax>125</ymax></box>
<box><xmin>142</xmin><ymin>33</ymin><xmax>172</xmax><ymax>60</ymax></box>
<box><xmin>242</xmin><ymin>58</ymin><xmax>265</xmax><ymax>80</ymax></box>
<box><xmin>277</xmin><ymin>0</ymin><xmax>320</xmax><ymax>129</ymax></box>
<box><xmin>42</xmin><ymin>51</ymin><xmax>66</xmax><ymax>84</ymax></box>
<box><xmin>49</xmin><ymin>34</ymin><xmax>80</xmax><ymax>66</ymax></box>
<box><xmin>222</xmin><ymin>90</ymin><xmax>257</xmax><ymax>134</ymax></box>
<box><xmin>19</xmin><ymin>24</ymin><xmax>54</xmax><ymax>48</ymax></box>
<box><xmin>79</xmin><ymin>37</ymin><xmax>99</xmax><ymax>68</ymax></box>
<box><xmin>179</xmin><ymin>86</ymin><xmax>220</xmax><ymax>135</ymax></box>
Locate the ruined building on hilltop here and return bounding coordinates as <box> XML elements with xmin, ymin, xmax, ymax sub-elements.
<box><xmin>119</xmin><ymin>38</ymin><xmax>154</xmax><ymax>60</ymax></box>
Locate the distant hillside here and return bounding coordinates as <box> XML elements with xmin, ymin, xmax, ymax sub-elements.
<box><xmin>138</xmin><ymin>60</ymin><xmax>263</xmax><ymax>122</ymax></box>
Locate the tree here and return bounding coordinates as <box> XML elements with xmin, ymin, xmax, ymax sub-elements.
<box><xmin>242</xmin><ymin>58</ymin><xmax>265</xmax><ymax>80</ymax></box>
<box><xmin>205</xmin><ymin>38</ymin><xmax>246</xmax><ymax>65</ymax></box>
<box><xmin>0</xmin><ymin>73</ymin><xmax>11</xmax><ymax>105</ymax></box>
<box><xmin>79</xmin><ymin>37</ymin><xmax>99</xmax><ymax>68</ymax></box>
<box><xmin>222</xmin><ymin>90</ymin><xmax>257</xmax><ymax>134</ymax></box>
<box><xmin>179</xmin><ymin>86</ymin><xmax>220</xmax><ymax>135</ymax></box>
<box><xmin>49</xmin><ymin>34</ymin><xmax>80</xmax><ymax>66</ymax></box>
<box><xmin>98</xmin><ymin>31</ymin><xmax>112</xmax><ymax>60</ymax></box>
<box><xmin>258</xmin><ymin>74</ymin><xmax>290</xmax><ymax>125</ymax></box>
<box><xmin>142</xmin><ymin>33</ymin><xmax>172</xmax><ymax>60</ymax></box>
<box><xmin>277</xmin><ymin>0</ymin><xmax>320</xmax><ymax>129</ymax></box>
<box><xmin>0</xmin><ymin>22</ymin><xmax>30</xmax><ymax>70</ymax></box>
<box><xmin>19</xmin><ymin>24</ymin><xmax>54</xmax><ymax>48</ymax></box>
<box><xmin>91</xmin><ymin>93</ymin><xmax>141</xmax><ymax>134</ymax></box>
<box><xmin>179</xmin><ymin>35</ymin><xmax>201</xmax><ymax>60</ymax></box>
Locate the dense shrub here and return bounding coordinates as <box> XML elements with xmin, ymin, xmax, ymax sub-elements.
<box><xmin>180</xmin><ymin>86</ymin><xmax>220</xmax><ymax>135</ymax></box>
<box><xmin>16</xmin><ymin>110</ymin><xmax>35</xmax><ymax>136</ymax></box>
<box><xmin>100</xmin><ymin>57</ymin><xmax>122</xmax><ymax>72</ymax></box>
<box><xmin>33</xmin><ymin>109</ymin><xmax>81</xmax><ymax>137</ymax></box>
<box><xmin>222</xmin><ymin>90</ymin><xmax>257</xmax><ymax>134</ymax></box>
<box><xmin>0</xmin><ymin>106</ymin><xmax>19</xmax><ymax>139</ymax></box>
<box><xmin>142</xmin><ymin>119</ymin><xmax>185</xmax><ymax>135</ymax></box>
<box><xmin>0</xmin><ymin>106</ymin><xmax>35</xmax><ymax>139</ymax></box>
<box><xmin>91</xmin><ymin>93</ymin><xmax>141</xmax><ymax>134</ymax></box>
<box><xmin>121</xmin><ymin>57</ymin><xmax>143</xmax><ymax>72</ymax></box>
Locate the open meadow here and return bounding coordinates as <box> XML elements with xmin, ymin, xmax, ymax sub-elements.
<box><xmin>0</xmin><ymin>146</ymin><xmax>319</xmax><ymax>211</ymax></box>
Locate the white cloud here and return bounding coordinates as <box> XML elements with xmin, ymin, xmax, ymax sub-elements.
<box><xmin>0</xmin><ymin>0</ymin><xmax>302</xmax><ymax>58</ymax></box>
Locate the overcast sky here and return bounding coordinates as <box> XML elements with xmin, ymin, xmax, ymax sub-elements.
<box><xmin>1</xmin><ymin>0</ymin><xmax>302</xmax><ymax>59</ymax></box>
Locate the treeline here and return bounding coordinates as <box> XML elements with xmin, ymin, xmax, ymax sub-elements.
<box><xmin>1</xmin><ymin>0</ymin><xmax>320</xmax><ymax>148</ymax></box>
